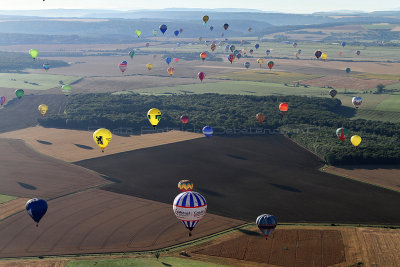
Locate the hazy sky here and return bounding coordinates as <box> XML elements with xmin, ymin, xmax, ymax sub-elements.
<box><xmin>0</xmin><ymin>0</ymin><xmax>398</xmax><ymax>13</ymax></box>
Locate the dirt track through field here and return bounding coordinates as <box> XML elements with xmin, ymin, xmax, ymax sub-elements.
<box><xmin>0</xmin><ymin>198</ymin><xmax>29</xmax><ymax>221</ymax></box>
<box><xmin>0</xmin><ymin>138</ymin><xmax>106</xmax><ymax>199</ymax></box>
<box><xmin>0</xmin><ymin>189</ymin><xmax>244</xmax><ymax>258</ymax></box>
<box><xmin>0</xmin><ymin>127</ymin><xmax>204</xmax><ymax>162</ymax></box>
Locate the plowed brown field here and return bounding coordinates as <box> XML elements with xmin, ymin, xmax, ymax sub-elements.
<box><xmin>302</xmin><ymin>75</ymin><xmax>396</xmax><ymax>90</ymax></box>
<box><xmin>0</xmin><ymin>198</ymin><xmax>29</xmax><ymax>221</ymax></box>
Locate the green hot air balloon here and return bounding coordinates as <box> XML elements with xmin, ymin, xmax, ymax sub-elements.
<box><xmin>135</xmin><ymin>30</ymin><xmax>142</xmax><ymax>38</ymax></box>
<box><xmin>129</xmin><ymin>50</ymin><xmax>135</xmax><ymax>59</ymax></box>
<box><xmin>61</xmin><ymin>85</ymin><xmax>72</xmax><ymax>96</ymax></box>
<box><xmin>15</xmin><ymin>89</ymin><xmax>24</xmax><ymax>99</ymax></box>
<box><xmin>153</xmin><ymin>29</ymin><xmax>158</xmax><ymax>36</ymax></box>
<box><xmin>345</xmin><ymin>68</ymin><xmax>351</xmax><ymax>74</ymax></box>
<box><xmin>29</xmin><ymin>49</ymin><xmax>39</xmax><ymax>60</ymax></box>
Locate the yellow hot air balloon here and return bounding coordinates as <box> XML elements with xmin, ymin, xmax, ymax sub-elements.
<box><xmin>38</xmin><ymin>104</ymin><xmax>48</xmax><ymax>116</ymax></box>
<box><xmin>257</xmin><ymin>58</ymin><xmax>264</xmax><ymax>68</ymax></box>
<box><xmin>93</xmin><ymin>128</ymin><xmax>112</xmax><ymax>152</ymax></box>
<box><xmin>146</xmin><ymin>64</ymin><xmax>153</xmax><ymax>71</ymax></box>
<box><xmin>321</xmin><ymin>53</ymin><xmax>328</xmax><ymax>61</ymax></box>
<box><xmin>203</xmin><ymin>15</ymin><xmax>209</xmax><ymax>24</ymax></box>
<box><xmin>351</xmin><ymin>135</ymin><xmax>362</xmax><ymax>147</ymax></box>
<box><xmin>147</xmin><ymin>108</ymin><xmax>161</xmax><ymax>128</ymax></box>
<box><xmin>136</xmin><ymin>29</ymin><xmax>142</xmax><ymax>38</ymax></box>
<box><xmin>167</xmin><ymin>67</ymin><xmax>175</xmax><ymax>76</ymax></box>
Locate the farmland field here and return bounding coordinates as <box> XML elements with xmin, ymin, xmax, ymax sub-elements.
<box><xmin>352</xmin><ymin>109</ymin><xmax>400</xmax><ymax>122</ymax></box>
<box><xmin>0</xmin><ymin>194</ymin><xmax>16</xmax><ymax>204</ymax></box>
<box><xmin>0</xmin><ymin>73</ymin><xmax>81</xmax><ymax>90</ymax></box>
<box><xmin>375</xmin><ymin>95</ymin><xmax>400</xmax><ymax>111</ymax></box>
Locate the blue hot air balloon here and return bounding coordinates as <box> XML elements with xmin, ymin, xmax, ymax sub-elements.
<box><xmin>341</xmin><ymin>42</ymin><xmax>346</xmax><ymax>47</ymax></box>
<box><xmin>202</xmin><ymin>126</ymin><xmax>213</xmax><ymax>138</ymax></box>
<box><xmin>209</xmin><ymin>26</ymin><xmax>214</xmax><ymax>31</ymax></box>
<box><xmin>256</xmin><ymin>214</ymin><xmax>277</xmax><ymax>240</ymax></box>
<box><xmin>165</xmin><ymin>57</ymin><xmax>172</xmax><ymax>65</ymax></box>
<box><xmin>266</xmin><ymin>49</ymin><xmax>271</xmax><ymax>56</ymax></box>
<box><xmin>174</xmin><ymin>30</ymin><xmax>179</xmax><ymax>37</ymax></box>
<box><xmin>43</xmin><ymin>63</ymin><xmax>50</xmax><ymax>71</ymax></box>
<box><xmin>26</xmin><ymin>198</ymin><xmax>48</xmax><ymax>226</ymax></box>
<box><xmin>255</xmin><ymin>43</ymin><xmax>260</xmax><ymax>49</ymax></box>
<box><xmin>177</xmin><ymin>42</ymin><xmax>181</xmax><ymax>47</ymax></box>
<box><xmin>225</xmin><ymin>45</ymin><xmax>230</xmax><ymax>52</ymax></box>
<box><xmin>159</xmin><ymin>24</ymin><xmax>168</xmax><ymax>34</ymax></box>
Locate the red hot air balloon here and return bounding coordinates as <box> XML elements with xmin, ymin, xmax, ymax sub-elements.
<box><xmin>256</xmin><ymin>113</ymin><xmax>265</xmax><ymax>123</ymax></box>
<box><xmin>198</xmin><ymin>72</ymin><xmax>205</xmax><ymax>82</ymax></box>
<box><xmin>267</xmin><ymin>61</ymin><xmax>274</xmax><ymax>70</ymax></box>
<box><xmin>180</xmin><ymin>115</ymin><xmax>189</xmax><ymax>124</ymax></box>
<box><xmin>228</xmin><ymin>54</ymin><xmax>235</xmax><ymax>64</ymax></box>
<box><xmin>279</xmin><ymin>102</ymin><xmax>289</xmax><ymax>116</ymax></box>
<box><xmin>119</xmin><ymin>61</ymin><xmax>128</xmax><ymax>73</ymax></box>
<box><xmin>200</xmin><ymin>52</ymin><xmax>207</xmax><ymax>62</ymax></box>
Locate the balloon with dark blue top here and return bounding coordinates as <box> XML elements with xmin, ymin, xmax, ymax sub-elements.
<box><xmin>26</xmin><ymin>198</ymin><xmax>48</xmax><ymax>227</ymax></box>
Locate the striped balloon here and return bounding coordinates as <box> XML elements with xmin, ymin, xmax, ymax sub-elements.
<box><xmin>256</xmin><ymin>214</ymin><xmax>277</xmax><ymax>240</ymax></box>
<box><xmin>178</xmin><ymin>179</ymin><xmax>193</xmax><ymax>192</ymax></box>
<box><xmin>173</xmin><ymin>191</ymin><xmax>207</xmax><ymax>235</ymax></box>
<box><xmin>0</xmin><ymin>96</ymin><xmax>5</xmax><ymax>106</ymax></box>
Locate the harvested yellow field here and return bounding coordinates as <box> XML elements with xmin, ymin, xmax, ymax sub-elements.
<box><xmin>0</xmin><ymin>126</ymin><xmax>203</xmax><ymax>162</ymax></box>
<box><xmin>0</xmin><ymin>198</ymin><xmax>29</xmax><ymax>221</ymax></box>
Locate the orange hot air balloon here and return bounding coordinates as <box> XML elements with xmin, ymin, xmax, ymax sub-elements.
<box><xmin>167</xmin><ymin>67</ymin><xmax>175</xmax><ymax>76</ymax></box>
<box><xmin>200</xmin><ymin>52</ymin><xmax>207</xmax><ymax>62</ymax></box>
<box><xmin>256</xmin><ymin>113</ymin><xmax>265</xmax><ymax>123</ymax></box>
<box><xmin>279</xmin><ymin>102</ymin><xmax>289</xmax><ymax>116</ymax></box>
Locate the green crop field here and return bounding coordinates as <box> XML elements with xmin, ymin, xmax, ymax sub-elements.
<box><xmin>211</xmin><ymin>70</ymin><xmax>322</xmax><ymax>83</ymax></box>
<box><xmin>375</xmin><ymin>95</ymin><xmax>400</xmax><ymax>112</ymax></box>
<box><xmin>66</xmin><ymin>256</ymin><xmax>228</xmax><ymax>267</ymax></box>
<box><xmin>0</xmin><ymin>194</ymin><xmax>16</xmax><ymax>204</ymax></box>
<box><xmin>352</xmin><ymin>109</ymin><xmax>400</xmax><ymax>122</ymax></box>
<box><xmin>0</xmin><ymin>73</ymin><xmax>81</xmax><ymax>90</ymax></box>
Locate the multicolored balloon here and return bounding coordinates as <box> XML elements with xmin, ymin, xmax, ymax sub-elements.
<box><xmin>200</xmin><ymin>52</ymin><xmax>207</xmax><ymax>62</ymax></box>
<box><xmin>167</xmin><ymin>67</ymin><xmax>175</xmax><ymax>76</ymax></box>
<box><xmin>257</xmin><ymin>58</ymin><xmax>264</xmax><ymax>68</ymax></box>
<box><xmin>267</xmin><ymin>61</ymin><xmax>274</xmax><ymax>70</ymax></box>
<box><xmin>178</xmin><ymin>179</ymin><xmax>193</xmax><ymax>192</ymax></box>
<box><xmin>180</xmin><ymin>115</ymin><xmax>189</xmax><ymax>124</ymax></box>
<box><xmin>173</xmin><ymin>191</ymin><xmax>207</xmax><ymax>236</ymax></box>
<box><xmin>256</xmin><ymin>214</ymin><xmax>277</xmax><ymax>240</ymax></box>
<box><xmin>210</xmin><ymin>43</ymin><xmax>216</xmax><ymax>52</ymax></box>
<box><xmin>61</xmin><ymin>84</ymin><xmax>72</xmax><ymax>96</ymax></box>
<box><xmin>256</xmin><ymin>113</ymin><xmax>265</xmax><ymax>123</ymax></box>
<box><xmin>26</xmin><ymin>198</ymin><xmax>47</xmax><ymax>226</ymax></box>
<box><xmin>0</xmin><ymin>96</ymin><xmax>5</xmax><ymax>106</ymax></box>
<box><xmin>321</xmin><ymin>53</ymin><xmax>328</xmax><ymax>61</ymax></box>
<box><xmin>329</xmin><ymin>89</ymin><xmax>337</xmax><ymax>98</ymax></box>
<box><xmin>352</xmin><ymin>96</ymin><xmax>362</xmax><ymax>108</ymax></box>
<box><xmin>228</xmin><ymin>54</ymin><xmax>235</xmax><ymax>64</ymax></box>
<box><xmin>203</xmin><ymin>15</ymin><xmax>209</xmax><ymax>24</ymax></box>
<box><xmin>43</xmin><ymin>63</ymin><xmax>50</xmax><ymax>71</ymax></box>
<box><xmin>119</xmin><ymin>61</ymin><xmax>128</xmax><ymax>73</ymax></box>
<box><xmin>315</xmin><ymin>50</ymin><xmax>322</xmax><ymax>59</ymax></box>
<box><xmin>336</xmin><ymin>127</ymin><xmax>349</xmax><ymax>142</ymax></box>
<box><xmin>266</xmin><ymin>49</ymin><xmax>271</xmax><ymax>56</ymax></box>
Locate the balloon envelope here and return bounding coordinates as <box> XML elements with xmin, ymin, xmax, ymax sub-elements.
<box><xmin>255</xmin><ymin>44</ymin><xmax>260</xmax><ymax>49</ymax></box>
<box><xmin>228</xmin><ymin>54</ymin><xmax>235</xmax><ymax>63</ymax></box>
<box><xmin>62</xmin><ymin>84</ymin><xmax>72</xmax><ymax>95</ymax></box>
<box><xmin>336</xmin><ymin>128</ymin><xmax>349</xmax><ymax>142</ymax></box>
<box><xmin>266</xmin><ymin>49</ymin><xmax>271</xmax><ymax>55</ymax></box>
<box><xmin>148</xmin><ymin>108</ymin><xmax>161</xmax><ymax>127</ymax></box>
<box><xmin>279</xmin><ymin>102</ymin><xmax>289</xmax><ymax>112</ymax></box>
<box><xmin>200</xmin><ymin>52</ymin><xmax>207</xmax><ymax>61</ymax></box>
<box><xmin>315</xmin><ymin>50</ymin><xmax>322</xmax><ymax>59</ymax></box>
<box><xmin>38</xmin><ymin>104</ymin><xmax>48</xmax><ymax>116</ymax></box>
<box><xmin>329</xmin><ymin>89</ymin><xmax>337</xmax><ymax>98</ymax></box>
<box><xmin>173</xmin><ymin>191</ymin><xmax>207</xmax><ymax>232</ymax></box>
<box><xmin>180</xmin><ymin>115</ymin><xmax>189</xmax><ymax>124</ymax></box>
<box><xmin>29</xmin><ymin>49</ymin><xmax>38</xmax><ymax>59</ymax></box>
<box><xmin>244</xmin><ymin>62</ymin><xmax>250</xmax><ymax>69</ymax></box>
<box><xmin>178</xmin><ymin>179</ymin><xmax>193</xmax><ymax>192</ymax></box>
<box><xmin>256</xmin><ymin>113</ymin><xmax>265</xmax><ymax>123</ymax></box>
<box><xmin>256</xmin><ymin>214</ymin><xmax>277</xmax><ymax>239</ymax></box>
<box><xmin>93</xmin><ymin>128</ymin><xmax>112</xmax><ymax>151</ymax></box>
<box><xmin>15</xmin><ymin>89</ymin><xmax>24</xmax><ymax>99</ymax></box>
<box><xmin>0</xmin><ymin>96</ymin><xmax>5</xmax><ymax>106</ymax></box>
<box><xmin>346</xmin><ymin>67</ymin><xmax>351</xmax><ymax>74</ymax></box>
<box><xmin>202</xmin><ymin>126</ymin><xmax>213</xmax><ymax>138</ymax></box>
<box><xmin>165</xmin><ymin>57</ymin><xmax>172</xmax><ymax>65</ymax></box>
<box><xmin>146</xmin><ymin>64</ymin><xmax>153</xmax><ymax>70</ymax></box>
<box><xmin>351</xmin><ymin>135</ymin><xmax>362</xmax><ymax>147</ymax></box>
<box><xmin>167</xmin><ymin>67</ymin><xmax>175</xmax><ymax>76</ymax></box>
<box><xmin>135</xmin><ymin>30</ymin><xmax>142</xmax><ymax>37</ymax></box>
<box><xmin>129</xmin><ymin>50</ymin><xmax>135</xmax><ymax>59</ymax></box>
<box><xmin>223</xmin><ymin>23</ymin><xmax>229</xmax><ymax>30</ymax></box>
<box><xmin>26</xmin><ymin>198</ymin><xmax>47</xmax><ymax>225</ymax></box>
<box><xmin>119</xmin><ymin>61</ymin><xmax>127</xmax><ymax>73</ymax></box>
<box><xmin>174</xmin><ymin>30</ymin><xmax>179</xmax><ymax>37</ymax></box>
<box><xmin>198</xmin><ymin>72</ymin><xmax>205</xmax><ymax>82</ymax></box>
<box><xmin>159</xmin><ymin>24</ymin><xmax>168</xmax><ymax>34</ymax></box>
<box><xmin>202</xmin><ymin>15</ymin><xmax>209</xmax><ymax>24</ymax></box>
<box><xmin>321</xmin><ymin>53</ymin><xmax>328</xmax><ymax>61</ymax></box>
<box><xmin>352</xmin><ymin>96</ymin><xmax>362</xmax><ymax>108</ymax></box>
<box><xmin>43</xmin><ymin>63</ymin><xmax>50</xmax><ymax>71</ymax></box>
<box><xmin>267</xmin><ymin>61</ymin><xmax>274</xmax><ymax>69</ymax></box>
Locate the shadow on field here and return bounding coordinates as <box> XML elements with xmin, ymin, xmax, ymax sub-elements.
<box><xmin>227</xmin><ymin>154</ymin><xmax>247</xmax><ymax>160</ymax></box>
<box><xmin>17</xmin><ymin>182</ymin><xmax>36</xmax><ymax>190</ymax></box>
<box><xmin>332</xmin><ymin>105</ymin><xmax>356</xmax><ymax>118</ymax></box>
<box><xmin>74</xmin><ymin>143</ymin><xmax>94</xmax><ymax>150</ymax></box>
<box><xmin>161</xmin><ymin>262</ymin><xmax>172</xmax><ymax>267</ymax></box>
<box><xmin>270</xmin><ymin>183</ymin><xmax>302</xmax><ymax>193</ymax></box>
<box><xmin>196</xmin><ymin>187</ymin><xmax>224</xmax><ymax>197</ymax></box>
<box><xmin>238</xmin><ymin>228</ymin><xmax>260</xmax><ymax>236</ymax></box>
<box><xmin>36</xmin><ymin>140</ymin><xmax>52</xmax><ymax>145</ymax></box>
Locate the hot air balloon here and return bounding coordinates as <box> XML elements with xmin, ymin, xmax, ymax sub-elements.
<box><xmin>26</xmin><ymin>198</ymin><xmax>47</xmax><ymax>227</ymax></box>
<box><xmin>351</xmin><ymin>135</ymin><xmax>362</xmax><ymax>147</ymax></box>
<box><xmin>146</xmin><ymin>42</ymin><xmax>150</xmax><ymax>48</ymax></box>
<box><xmin>244</xmin><ymin>62</ymin><xmax>250</xmax><ymax>69</ymax></box>
<box><xmin>179</xmin><ymin>28</ymin><xmax>183</xmax><ymax>33</ymax></box>
<box><xmin>356</xmin><ymin>50</ymin><xmax>361</xmax><ymax>56</ymax></box>
<box><xmin>336</xmin><ymin>127</ymin><xmax>349</xmax><ymax>142</ymax></box>
<box><xmin>29</xmin><ymin>49</ymin><xmax>38</xmax><ymax>60</ymax></box>
<box><xmin>0</xmin><ymin>96</ymin><xmax>5</xmax><ymax>106</ymax></box>
<box><xmin>279</xmin><ymin>102</ymin><xmax>289</xmax><ymax>116</ymax></box>
<box><xmin>257</xmin><ymin>58</ymin><xmax>264</xmax><ymax>68</ymax></box>
<box><xmin>315</xmin><ymin>50</ymin><xmax>322</xmax><ymax>59</ymax></box>
<box><xmin>38</xmin><ymin>104</ymin><xmax>48</xmax><ymax>116</ymax></box>
<box><xmin>119</xmin><ymin>61</ymin><xmax>128</xmax><ymax>73</ymax></box>
<box><xmin>352</xmin><ymin>96</ymin><xmax>362</xmax><ymax>108</ymax></box>
<box><xmin>146</xmin><ymin>64</ymin><xmax>153</xmax><ymax>71</ymax></box>
<box><xmin>297</xmin><ymin>49</ymin><xmax>302</xmax><ymax>54</ymax></box>
<box><xmin>93</xmin><ymin>128</ymin><xmax>112</xmax><ymax>152</ymax></box>
<box><xmin>178</xmin><ymin>179</ymin><xmax>193</xmax><ymax>192</ymax></box>
<box><xmin>230</xmin><ymin>45</ymin><xmax>236</xmax><ymax>52</ymax></box>
<box><xmin>233</xmin><ymin>50</ymin><xmax>239</xmax><ymax>56</ymax></box>
<box><xmin>200</xmin><ymin>52</ymin><xmax>207</xmax><ymax>61</ymax></box>
<box><xmin>228</xmin><ymin>54</ymin><xmax>235</xmax><ymax>64</ymax></box>
<box><xmin>248</xmin><ymin>27</ymin><xmax>252</xmax><ymax>32</ymax></box>
<box><xmin>266</xmin><ymin>49</ymin><xmax>271</xmax><ymax>56</ymax></box>
<box><xmin>147</xmin><ymin>108</ymin><xmax>161</xmax><ymax>128</ymax></box>
<box><xmin>15</xmin><ymin>89</ymin><xmax>24</xmax><ymax>99</ymax></box>
<box><xmin>256</xmin><ymin>113</ymin><xmax>265</xmax><ymax>123</ymax></box>
<box><xmin>61</xmin><ymin>84</ymin><xmax>72</xmax><ymax>96</ymax></box>
<box><xmin>210</xmin><ymin>43</ymin><xmax>216</xmax><ymax>52</ymax></box>
<box><xmin>223</xmin><ymin>23</ymin><xmax>229</xmax><ymax>30</ymax></box>
<box><xmin>255</xmin><ymin>44</ymin><xmax>260</xmax><ymax>49</ymax></box>
<box><xmin>346</xmin><ymin>67</ymin><xmax>351</xmax><ymax>74</ymax></box>
<box><xmin>267</xmin><ymin>61</ymin><xmax>274</xmax><ymax>70</ymax></box>
<box><xmin>293</xmin><ymin>42</ymin><xmax>298</xmax><ymax>48</ymax></box>
<box><xmin>237</xmin><ymin>53</ymin><xmax>242</xmax><ymax>60</ymax></box>
<box><xmin>153</xmin><ymin>29</ymin><xmax>157</xmax><ymax>36</ymax></box>
<box><xmin>329</xmin><ymin>89</ymin><xmax>337</xmax><ymax>98</ymax></box>
<box><xmin>165</xmin><ymin>57</ymin><xmax>172</xmax><ymax>65</ymax></box>
<box><xmin>256</xmin><ymin>214</ymin><xmax>277</xmax><ymax>240</ymax></box>
<box><xmin>174</xmin><ymin>30</ymin><xmax>179</xmax><ymax>37</ymax></box>
<box><xmin>210</xmin><ymin>26</ymin><xmax>214</xmax><ymax>31</ymax></box>
<box><xmin>43</xmin><ymin>63</ymin><xmax>50</xmax><ymax>71</ymax></box>
<box><xmin>249</xmin><ymin>49</ymin><xmax>254</xmax><ymax>55</ymax></box>
<box><xmin>198</xmin><ymin>72</ymin><xmax>205</xmax><ymax>82</ymax></box>
<box><xmin>167</xmin><ymin>67</ymin><xmax>175</xmax><ymax>76</ymax></box>
<box><xmin>203</xmin><ymin>15</ymin><xmax>209</xmax><ymax>24</ymax></box>
<box><xmin>129</xmin><ymin>50</ymin><xmax>135</xmax><ymax>59</ymax></box>
<box><xmin>321</xmin><ymin>53</ymin><xmax>328</xmax><ymax>61</ymax></box>
<box><xmin>159</xmin><ymin>24</ymin><xmax>168</xmax><ymax>34</ymax></box>
<box><xmin>341</xmin><ymin>42</ymin><xmax>346</xmax><ymax>47</ymax></box>
<box><xmin>135</xmin><ymin>30</ymin><xmax>142</xmax><ymax>38</ymax></box>
<box><xmin>338</xmin><ymin>51</ymin><xmax>343</xmax><ymax>56</ymax></box>
<box><xmin>180</xmin><ymin>115</ymin><xmax>189</xmax><ymax>124</ymax></box>
<box><xmin>173</xmin><ymin>191</ymin><xmax>207</xmax><ymax>236</ymax></box>
<box><xmin>202</xmin><ymin>126</ymin><xmax>213</xmax><ymax>138</ymax></box>
<box><xmin>175</xmin><ymin>58</ymin><xmax>179</xmax><ymax>63</ymax></box>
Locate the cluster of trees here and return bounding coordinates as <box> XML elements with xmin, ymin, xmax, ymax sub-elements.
<box><xmin>38</xmin><ymin>93</ymin><xmax>400</xmax><ymax>165</ymax></box>
<box><xmin>0</xmin><ymin>52</ymin><xmax>69</xmax><ymax>72</ymax></box>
